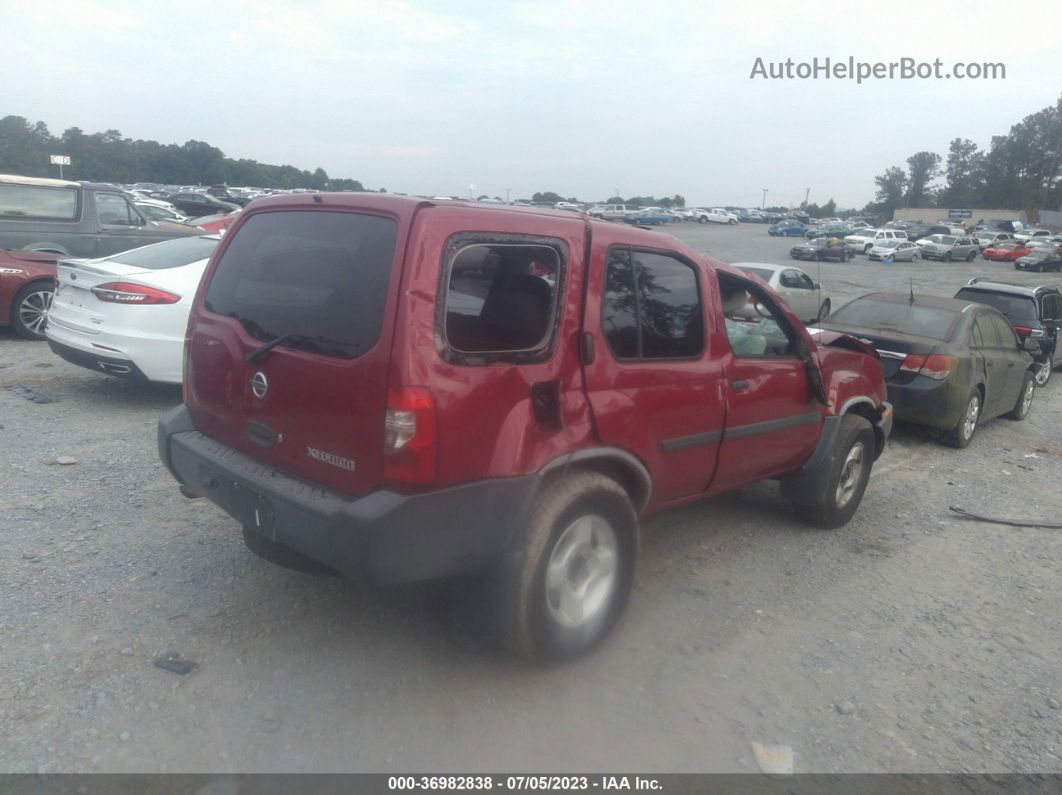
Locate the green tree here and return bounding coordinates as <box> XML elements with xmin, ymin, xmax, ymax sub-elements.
<box><xmin>905</xmin><ymin>151</ymin><xmax>942</xmax><ymax>207</ymax></box>
<box><xmin>941</xmin><ymin>138</ymin><xmax>985</xmax><ymax>208</ymax></box>
<box><xmin>532</xmin><ymin>191</ymin><xmax>564</xmax><ymax>203</ymax></box>
<box><xmin>873</xmin><ymin>166</ymin><xmax>909</xmax><ymax>215</ymax></box>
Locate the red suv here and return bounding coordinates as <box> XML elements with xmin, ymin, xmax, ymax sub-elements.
<box><xmin>159</xmin><ymin>194</ymin><xmax>892</xmax><ymax>659</ymax></box>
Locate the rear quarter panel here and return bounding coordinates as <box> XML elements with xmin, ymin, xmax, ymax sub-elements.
<box><xmin>389</xmin><ymin>206</ymin><xmax>594</xmax><ymax>488</ymax></box>
<box><xmin>0</xmin><ymin>251</ymin><xmax>58</xmax><ymax>326</ymax></box>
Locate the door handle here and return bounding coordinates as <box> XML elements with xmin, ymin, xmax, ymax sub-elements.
<box><xmin>731</xmin><ymin>379</ymin><xmax>749</xmax><ymax>392</ymax></box>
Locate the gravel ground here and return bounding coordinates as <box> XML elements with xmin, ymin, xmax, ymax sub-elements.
<box><xmin>1</xmin><ymin>223</ymin><xmax>1061</xmax><ymax>774</ymax></box>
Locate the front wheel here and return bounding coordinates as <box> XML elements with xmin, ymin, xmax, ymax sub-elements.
<box><xmin>11</xmin><ymin>281</ymin><xmax>55</xmax><ymax>341</ymax></box>
<box><xmin>944</xmin><ymin>391</ymin><xmax>981</xmax><ymax>448</ymax></box>
<box><xmin>487</xmin><ymin>471</ymin><xmax>638</xmax><ymax>660</ymax></box>
<box><xmin>967</xmin><ymin>251</ymin><xmax>977</xmax><ymax>262</ymax></box>
<box><xmin>944</xmin><ymin>251</ymin><xmax>953</xmax><ymax>262</ymax></box>
<box><xmin>1006</xmin><ymin>372</ymin><xmax>1035</xmax><ymax>420</ymax></box>
<box><xmin>792</xmin><ymin>414</ymin><xmax>875</xmax><ymax>529</ymax></box>
<box><xmin>698</xmin><ymin>216</ymin><xmax>707</xmax><ymax>224</ymax></box>
<box><xmin>729</xmin><ymin>219</ymin><xmax>738</xmax><ymax>225</ymax></box>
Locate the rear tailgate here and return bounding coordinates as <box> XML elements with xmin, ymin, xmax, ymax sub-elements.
<box><xmin>52</xmin><ymin>259</ymin><xmax>154</xmax><ymax>334</ymax></box>
<box><xmin>185</xmin><ymin>204</ymin><xmax>406</xmax><ymax>497</ymax></box>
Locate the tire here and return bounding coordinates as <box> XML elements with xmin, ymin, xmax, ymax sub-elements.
<box><xmin>944</xmin><ymin>251</ymin><xmax>952</xmax><ymax>262</ymax></box>
<box><xmin>1033</xmin><ymin>357</ymin><xmax>1052</xmax><ymax>388</ymax></box>
<box><xmin>943</xmin><ymin>390</ymin><xmax>982</xmax><ymax>448</ymax></box>
<box><xmin>241</xmin><ymin>526</ymin><xmax>339</xmax><ymax>576</ymax></box>
<box><xmin>816</xmin><ymin>299</ymin><xmax>831</xmax><ymax>323</ymax></box>
<box><xmin>845</xmin><ymin>251</ymin><xmax>853</xmax><ymax>261</ymax></box>
<box><xmin>793</xmin><ymin>414</ymin><xmax>875</xmax><ymax>529</ymax></box>
<box><xmin>912</xmin><ymin>250</ymin><xmax>920</xmax><ymax>261</ymax></box>
<box><xmin>486</xmin><ymin>471</ymin><xmax>637</xmax><ymax>660</ymax></box>
<box><xmin>729</xmin><ymin>219</ymin><xmax>738</xmax><ymax>225</ymax></box>
<box><xmin>967</xmin><ymin>251</ymin><xmax>977</xmax><ymax>262</ymax></box>
<box><xmin>1005</xmin><ymin>372</ymin><xmax>1035</xmax><ymax>420</ymax></box>
<box><xmin>864</xmin><ymin>244</ymin><xmax>873</xmax><ymax>254</ymax></box>
<box><xmin>698</xmin><ymin>216</ymin><xmax>707</xmax><ymax>224</ymax></box>
<box><xmin>11</xmin><ymin>281</ymin><xmax>55</xmax><ymax>341</ymax></box>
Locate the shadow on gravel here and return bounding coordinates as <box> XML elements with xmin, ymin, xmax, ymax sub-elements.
<box><xmin>56</xmin><ymin>374</ymin><xmax>183</xmax><ymax>409</ymax></box>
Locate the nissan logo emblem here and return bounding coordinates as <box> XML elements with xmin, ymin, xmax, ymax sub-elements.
<box><xmin>251</xmin><ymin>371</ymin><xmax>268</xmax><ymax>399</ymax></box>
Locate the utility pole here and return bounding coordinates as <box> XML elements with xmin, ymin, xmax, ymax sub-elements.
<box><xmin>506</xmin><ymin>187</ymin><xmax>511</xmax><ymax>203</ymax></box>
<box><xmin>804</xmin><ymin>187</ymin><xmax>810</xmax><ymax>208</ymax></box>
<box><xmin>762</xmin><ymin>188</ymin><xmax>768</xmax><ymax>209</ymax></box>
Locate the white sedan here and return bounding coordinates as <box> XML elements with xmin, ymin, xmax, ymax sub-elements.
<box><xmin>732</xmin><ymin>262</ymin><xmax>831</xmax><ymax>323</ymax></box>
<box><xmin>45</xmin><ymin>235</ymin><xmax>219</xmax><ymax>383</ymax></box>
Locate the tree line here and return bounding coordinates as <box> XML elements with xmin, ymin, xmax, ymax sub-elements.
<box><xmin>867</xmin><ymin>93</ymin><xmax>1061</xmax><ymax>215</ymax></box>
<box><xmin>0</xmin><ymin>115</ymin><xmax>366</xmax><ymax>191</ymax></box>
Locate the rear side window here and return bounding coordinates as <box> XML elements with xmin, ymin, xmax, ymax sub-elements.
<box><xmin>603</xmin><ymin>248</ymin><xmax>703</xmax><ymax>359</ymax></box>
<box><xmin>444</xmin><ymin>242</ymin><xmax>560</xmax><ymax>355</ymax></box>
<box><xmin>111</xmin><ymin>236</ymin><xmax>218</xmax><ymax>270</ymax></box>
<box><xmin>0</xmin><ymin>183</ymin><xmax>79</xmax><ymax>220</ymax></box>
<box><xmin>204</xmin><ymin>210</ymin><xmax>397</xmax><ymax>359</ymax></box>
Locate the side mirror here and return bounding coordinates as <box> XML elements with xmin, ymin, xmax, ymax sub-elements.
<box><xmin>813</xmin><ymin>282</ymin><xmax>821</xmax><ymax>290</ymax></box>
<box><xmin>1023</xmin><ymin>337</ymin><xmax>1041</xmax><ymax>354</ymax></box>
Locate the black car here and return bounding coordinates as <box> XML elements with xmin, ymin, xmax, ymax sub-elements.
<box><xmin>207</xmin><ymin>186</ymin><xmax>251</xmax><ymax>207</ymax></box>
<box><xmin>790</xmin><ymin>237</ymin><xmax>851</xmax><ymax>262</ymax></box>
<box><xmin>166</xmin><ymin>192</ymin><xmax>240</xmax><ymax>218</ymax></box>
<box><xmin>1013</xmin><ymin>246</ymin><xmax>1062</xmax><ymax>273</ymax></box>
<box><xmin>814</xmin><ymin>293</ymin><xmax>1037</xmax><ymax>447</ymax></box>
<box><xmin>954</xmin><ymin>280</ymin><xmax>1062</xmax><ymax>387</ymax></box>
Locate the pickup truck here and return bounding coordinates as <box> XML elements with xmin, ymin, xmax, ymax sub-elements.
<box><xmin>589</xmin><ymin>203</ymin><xmax>637</xmax><ymax>220</ymax></box>
<box><xmin>159</xmin><ymin>195</ymin><xmax>892</xmax><ymax>659</ymax></box>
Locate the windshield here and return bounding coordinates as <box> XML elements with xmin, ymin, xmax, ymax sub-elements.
<box><xmin>929</xmin><ymin>235</ymin><xmax>957</xmax><ymax>245</ymax></box>
<box><xmin>877</xmin><ymin>241</ymin><xmax>902</xmax><ymax>249</ymax></box>
<box><xmin>110</xmin><ymin>235</ymin><xmax>218</xmax><ymax>269</ymax></box>
<box><xmin>828</xmin><ymin>298</ymin><xmax>960</xmax><ymax>341</ymax></box>
<box><xmin>955</xmin><ymin>289</ymin><xmax>1038</xmax><ymax>324</ymax></box>
<box><xmin>204</xmin><ymin>210</ymin><xmax>398</xmax><ymax>359</ymax></box>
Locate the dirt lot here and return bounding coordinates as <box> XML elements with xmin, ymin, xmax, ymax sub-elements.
<box><xmin>1</xmin><ymin>223</ymin><xmax>1061</xmax><ymax>773</ymax></box>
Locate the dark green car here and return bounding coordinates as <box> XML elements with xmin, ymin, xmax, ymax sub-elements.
<box><xmin>814</xmin><ymin>293</ymin><xmax>1038</xmax><ymax>447</ymax></box>
<box><xmin>805</xmin><ymin>224</ymin><xmax>853</xmax><ymax>239</ymax></box>
<box><xmin>0</xmin><ymin>174</ymin><xmax>201</xmax><ymax>258</ymax></box>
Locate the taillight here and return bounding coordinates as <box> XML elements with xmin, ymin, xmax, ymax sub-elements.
<box><xmin>901</xmin><ymin>353</ymin><xmax>957</xmax><ymax>380</ymax></box>
<box><xmin>383</xmin><ymin>387</ymin><xmax>437</xmax><ymax>488</ymax></box>
<box><xmin>91</xmin><ymin>282</ymin><xmax>180</xmax><ymax>305</ymax></box>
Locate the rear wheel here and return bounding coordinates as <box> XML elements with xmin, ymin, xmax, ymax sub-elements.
<box><xmin>792</xmin><ymin>414</ymin><xmax>875</xmax><ymax>529</ymax></box>
<box><xmin>698</xmin><ymin>216</ymin><xmax>707</xmax><ymax>224</ymax></box>
<box><xmin>944</xmin><ymin>391</ymin><xmax>981</xmax><ymax>448</ymax></box>
<box><xmin>944</xmin><ymin>251</ymin><xmax>953</xmax><ymax>262</ymax></box>
<box><xmin>11</xmin><ymin>281</ymin><xmax>54</xmax><ymax>341</ymax></box>
<box><xmin>487</xmin><ymin>471</ymin><xmax>637</xmax><ymax>660</ymax></box>
<box><xmin>967</xmin><ymin>250</ymin><xmax>977</xmax><ymax>261</ymax></box>
<box><xmin>864</xmin><ymin>244</ymin><xmax>873</xmax><ymax>254</ymax></box>
<box><xmin>1034</xmin><ymin>357</ymin><xmax>1052</xmax><ymax>387</ymax></box>
<box><xmin>1006</xmin><ymin>372</ymin><xmax>1035</xmax><ymax>420</ymax></box>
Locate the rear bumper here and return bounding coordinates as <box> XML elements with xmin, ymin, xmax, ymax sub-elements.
<box><xmin>886</xmin><ymin>376</ymin><xmax>964</xmax><ymax>430</ymax></box>
<box><xmin>158</xmin><ymin>405</ymin><xmax>537</xmax><ymax>584</ymax></box>
<box><xmin>48</xmin><ymin>338</ymin><xmax>150</xmax><ymax>380</ymax></box>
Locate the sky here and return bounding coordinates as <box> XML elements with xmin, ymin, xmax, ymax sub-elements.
<box><xmin>2</xmin><ymin>0</ymin><xmax>1060</xmax><ymax>208</ymax></box>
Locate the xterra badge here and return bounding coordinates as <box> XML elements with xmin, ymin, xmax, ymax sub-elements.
<box><xmin>307</xmin><ymin>446</ymin><xmax>356</xmax><ymax>472</ymax></box>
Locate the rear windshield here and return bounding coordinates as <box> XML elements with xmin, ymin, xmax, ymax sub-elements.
<box><xmin>737</xmin><ymin>266</ymin><xmax>774</xmax><ymax>281</ymax></box>
<box><xmin>204</xmin><ymin>210</ymin><xmax>397</xmax><ymax>359</ymax></box>
<box><xmin>110</xmin><ymin>236</ymin><xmax>218</xmax><ymax>269</ymax></box>
<box><xmin>0</xmin><ymin>183</ymin><xmax>79</xmax><ymax>220</ymax></box>
<box><xmin>828</xmin><ymin>298</ymin><xmax>959</xmax><ymax>341</ymax></box>
<box><xmin>954</xmin><ymin>289</ymin><xmax>1037</xmax><ymax>324</ymax></box>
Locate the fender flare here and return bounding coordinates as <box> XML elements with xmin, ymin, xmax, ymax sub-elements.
<box><xmin>538</xmin><ymin>447</ymin><xmax>652</xmax><ymax>513</ymax></box>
